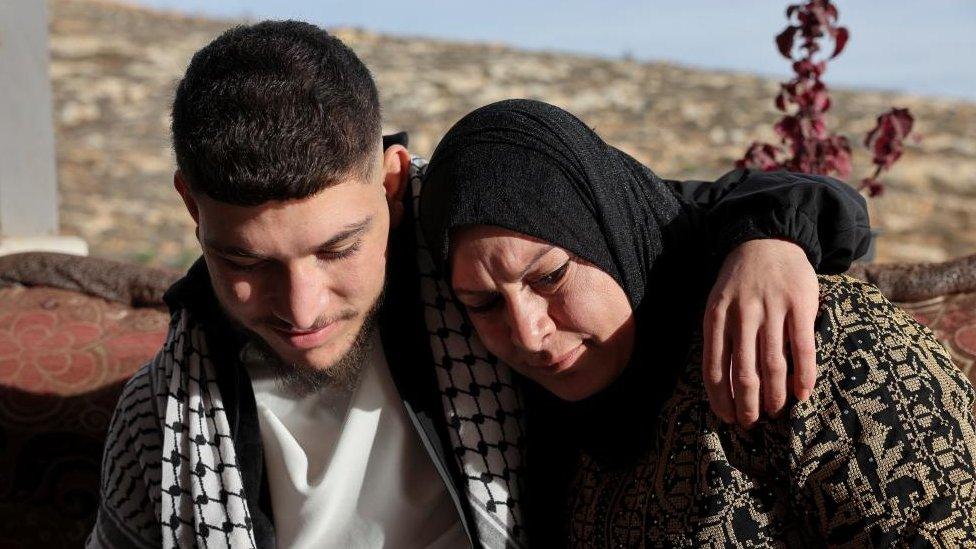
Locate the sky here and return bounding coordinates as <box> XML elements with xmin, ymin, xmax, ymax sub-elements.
<box><xmin>132</xmin><ymin>0</ymin><xmax>976</xmax><ymax>101</ymax></box>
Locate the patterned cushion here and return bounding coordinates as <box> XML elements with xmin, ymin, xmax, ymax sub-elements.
<box><xmin>0</xmin><ymin>285</ymin><xmax>168</xmax><ymax>548</ymax></box>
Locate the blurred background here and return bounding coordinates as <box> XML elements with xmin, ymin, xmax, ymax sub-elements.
<box><xmin>38</xmin><ymin>0</ymin><xmax>976</xmax><ymax>266</ymax></box>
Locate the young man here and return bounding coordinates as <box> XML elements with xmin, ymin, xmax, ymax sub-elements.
<box><xmin>87</xmin><ymin>21</ymin><xmax>870</xmax><ymax>548</ymax></box>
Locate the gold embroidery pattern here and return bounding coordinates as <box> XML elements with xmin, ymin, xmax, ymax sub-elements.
<box><xmin>569</xmin><ymin>276</ymin><xmax>976</xmax><ymax>548</ymax></box>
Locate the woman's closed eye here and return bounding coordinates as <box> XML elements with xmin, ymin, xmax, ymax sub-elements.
<box><xmin>532</xmin><ymin>261</ymin><xmax>570</xmax><ymax>289</ymax></box>
<box><xmin>463</xmin><ymin>261</ymin><xmax>571</xmax><ymax>314</ymax></box>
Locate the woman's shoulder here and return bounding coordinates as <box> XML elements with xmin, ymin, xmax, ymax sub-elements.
<box><xmin>814</xmin><ymin>273</ymin><xmax>895</xmax><ymax>324</ymax></box>
<box><xmin>813</xmin><ymin>274</ymin><xmax>950</xmax><ymax>368</ymax></box>
<box><xmin>812</xmin><ymin>273</ymin><xmax>972</xmax><ymax>388</ymax></box>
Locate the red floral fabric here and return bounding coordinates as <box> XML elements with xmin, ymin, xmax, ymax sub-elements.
<box><xmin>0</xmin><ymin>286</ymin><xmax>167</xmax><ymax>548</ymax></box>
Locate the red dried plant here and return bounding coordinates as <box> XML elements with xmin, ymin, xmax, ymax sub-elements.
<box><xmin>737</xmin><ymin>0</ymin><xmax>914</xmax><ymax>197</ymax></box>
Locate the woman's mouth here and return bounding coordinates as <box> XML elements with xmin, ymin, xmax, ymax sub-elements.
<box><xmin>534</xmin><ymin>343</ymin><xmax>585</xmax><ymax>375</ymax></box>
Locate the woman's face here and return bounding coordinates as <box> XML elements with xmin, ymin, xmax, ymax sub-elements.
<box><xmin>450</xmin><ymin>225</ymin><xmax>636</xmax><ymax>401</ymax></box>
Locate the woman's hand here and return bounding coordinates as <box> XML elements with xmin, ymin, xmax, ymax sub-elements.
<box><xmin>702</xmin><ymin>239</ymin><xmax>819</xmax><ymax>428</ymax></box>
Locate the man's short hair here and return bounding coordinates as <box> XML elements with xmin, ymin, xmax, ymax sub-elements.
<box><xmin>171</xmin><ymin>20</ymin><xmax>381</xmax><ymax>206</ymax></box>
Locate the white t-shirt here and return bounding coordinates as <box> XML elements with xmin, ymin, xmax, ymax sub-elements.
<box><xmin>247</xmin><ymin>332</ymin><xmax>468</xmax><ymax>548</ymax></box>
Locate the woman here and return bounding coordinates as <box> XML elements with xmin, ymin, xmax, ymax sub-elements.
<box><xmin>419</xmin><ymin>99</ymin><xmax>976</xmax><ymax>546</ymax></box>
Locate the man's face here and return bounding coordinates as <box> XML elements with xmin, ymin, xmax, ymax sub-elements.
<box><xmin>176</xmin><ymin>148</ymin><xmax>408</xmax><ymax>376</ymax></box>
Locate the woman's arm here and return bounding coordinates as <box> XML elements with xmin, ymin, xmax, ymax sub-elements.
<box><xmin>667</xmin><ymin>168</ymin><xmax>872</xmax><ymax>428</ymax></box>
<box><xmin>667</xmin><ymin>168</ymin><xmax>871</xmax><ymax>273</ymax></box>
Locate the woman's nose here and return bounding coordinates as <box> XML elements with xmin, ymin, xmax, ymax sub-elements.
<box><xmin>506</xmin><ymin>293</ymin><xmax>555</xmax><ymax>353</ymax></box>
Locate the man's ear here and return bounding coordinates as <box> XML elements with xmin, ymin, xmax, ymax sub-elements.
<box><xmin>381</xmin><ymin>144</ymin><xmax>411</xmax><ymax>228</ymax></box>
<box><xmin>174</xmin><ymin>170</ymin><xmax>200</xmax><ymax>225</ymax></box>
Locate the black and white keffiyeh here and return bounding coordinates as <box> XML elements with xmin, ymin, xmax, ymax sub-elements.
<box><xmin>410</xmin><ymin>158</ymin><xmax>527</xmax><ymax>547</ymax></box>
<box><xmin>89</xmin><ymin>308</ymin><xmax>258</xmax><ymax>548</ymax></box>
<box><xmin>89</xmin><ymin>159</ymin><xmax>527</xmax><ymax>549</ymax></box>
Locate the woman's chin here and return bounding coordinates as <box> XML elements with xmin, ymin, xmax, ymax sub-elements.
<box><xmin>550</xmin><ymin>385</ymin><xmax>598</xmax><ymax>402</ymax></box>
<box><xmin>522</xmin><ymin>352</ymin><xmax>627</xmax><ymax>402</ymax></box>
<box><xmin>541</xmin><ymin>371</ymin><xmax>617</xmax><ymax>402</ymax></box>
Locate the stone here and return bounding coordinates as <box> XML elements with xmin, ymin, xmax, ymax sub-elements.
<box><xmin>45</xmin><ymin>0</ymin><xmax>976</xmax><ymax>267</ymax></box>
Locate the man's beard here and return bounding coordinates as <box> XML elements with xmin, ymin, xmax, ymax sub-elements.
<box><xmin>231</xmin><ymin>288</ymin><xmax>385</xmax><ymax>396</ymax></box>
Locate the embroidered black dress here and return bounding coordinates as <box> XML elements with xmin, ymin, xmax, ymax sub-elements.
<box><xmin>566</xmin><ymin>276</ymin><xmax>976</xmax><ymax>548</ymax></box>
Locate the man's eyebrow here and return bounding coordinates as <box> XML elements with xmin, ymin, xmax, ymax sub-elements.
<box><xmin>312</xmin><ymin>216</ymin><xmax>373</xmax><ymax>251</ymax></box>
<box><xmin>453</xmin><ymin>245</ymin><xmax>555</xmax><ymax>296</ymax></box>
<box><xmin>203</xmin><ymin>241</ymin><xmax>263</xmax><ymax>259</ymax></box>
<box><xmin>203</xmin><ymin>216</ymin><xmax>374</xmax><ymax>258</ymax></box>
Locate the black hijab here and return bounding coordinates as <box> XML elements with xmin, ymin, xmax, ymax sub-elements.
<box><xmin>419</xmin><ymin>99</ymin><xmax>688</xmax><ymax>310</ymax></box>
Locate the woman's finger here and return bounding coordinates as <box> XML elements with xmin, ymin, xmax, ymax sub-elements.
<box><xmin>788</xmin><ymin>305</ymin><xmax>818</xmax><ymax>401</ymax></box>
<box><xmin>760</xmin><ymin>309</ymin><xmax>788</xmax><ymax>417</ymax></box>
<box><xmin>703</xmin><ymin>300</ymin><xmax>736</xmax><ymax>423</ymax></box>
<box><xmin>732</xmin><ymin>305</ymin><xmax>762</xmax><ymax>429</ymax></box>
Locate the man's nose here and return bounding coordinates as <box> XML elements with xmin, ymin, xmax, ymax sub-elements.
<box><xmin>272</xmin><ymin>262</ymin><xmax>327</xmax><ymax>330</ymax></box>
<box><xmin>506</xmin><ymin>293</ymin><xmax>554</xmax><ymax>353</ymax></box>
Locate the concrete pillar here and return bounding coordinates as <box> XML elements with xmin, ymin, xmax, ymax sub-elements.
<box><xmin>0</xmin><ymin>1</ymin><xmax>86</xmax><ymax>256</ymax></box>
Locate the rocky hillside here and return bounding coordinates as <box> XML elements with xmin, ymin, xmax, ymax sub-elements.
<box><xmin>48</xmin><ymin>0</ymin><xmax>976</xmax><ymax>268</ymax></box>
